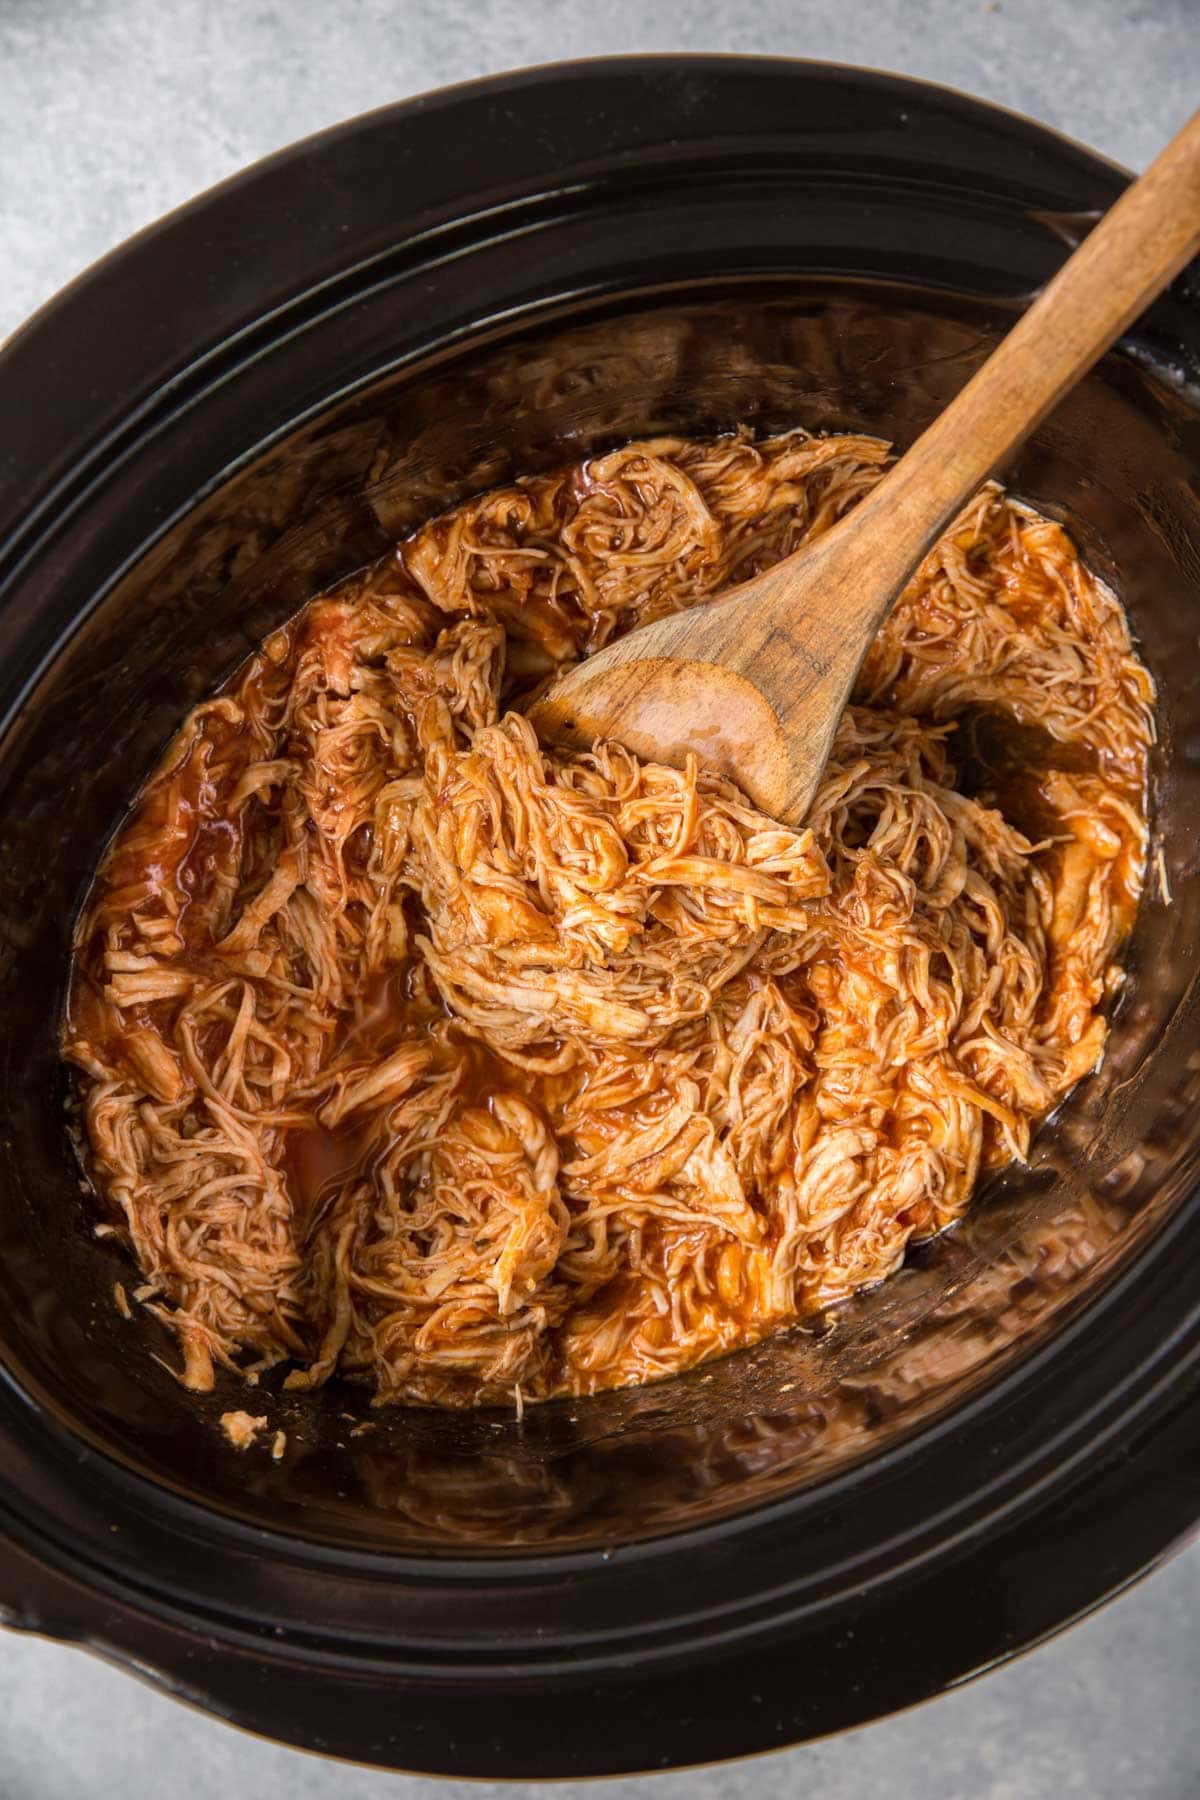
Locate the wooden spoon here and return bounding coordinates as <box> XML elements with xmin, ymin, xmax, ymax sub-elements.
<box><xmin>530</xmin><ymin>108</ymin><xmax>1200</xmax><ymax>823</ymax></box>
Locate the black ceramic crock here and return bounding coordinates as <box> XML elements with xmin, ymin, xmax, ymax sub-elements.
<box><xmin>1</xmin><ymin>57</ymin><xmax>1199</xmax><ymax>1779</ymax></box>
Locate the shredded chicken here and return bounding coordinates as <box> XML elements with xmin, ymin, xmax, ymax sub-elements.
<box><xmin>63</xmin><ymin>429</ymin><xmax>1153</xmax><ymax>1407</ymax></box>
<box><xmin>220</xmin><ymin>1410</ymin><xmax>268</xmax><ymax>1451</ymax></box>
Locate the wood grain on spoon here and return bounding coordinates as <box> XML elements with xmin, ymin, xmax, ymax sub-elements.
<box><xmin>530</xmin><ymin>107</ymin><xmax>1200</xmax><ymax>824</ymax></box>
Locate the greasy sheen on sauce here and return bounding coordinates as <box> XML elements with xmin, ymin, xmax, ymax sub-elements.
<box><xmin>63</xmin><ymin>430</ymin><xmax>1154</xmax><ymax>1407</ymax></box>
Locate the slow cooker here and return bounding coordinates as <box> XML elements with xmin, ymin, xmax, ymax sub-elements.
<box><xmin>0</xmin><ymin>56</ymin><xmax>1198</xmax><ymax>1778</ymax></box>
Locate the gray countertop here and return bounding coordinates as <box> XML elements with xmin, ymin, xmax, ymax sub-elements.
<box><xmin>2</xmin><ymin>3</ymin><xmax>1198</xmax><ymax>1796</ymax></box>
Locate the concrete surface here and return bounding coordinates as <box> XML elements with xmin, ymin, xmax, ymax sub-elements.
<box><xmin>1</xmin><ymin>1</ymin><xmax>1198</xmax><ymax>1795</ymax></box>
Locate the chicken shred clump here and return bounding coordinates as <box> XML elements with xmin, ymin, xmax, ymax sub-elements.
<box><xmin>63</xmin><ymin>430</ymin><xmax>1153</xmax><ymax>1406</ymax></box>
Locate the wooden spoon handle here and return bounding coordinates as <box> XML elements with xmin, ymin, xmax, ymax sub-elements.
<box><xmin>803</xmin><ymin>105</ymin><xmax>1200</xmax><ymax>624</ymax></box>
